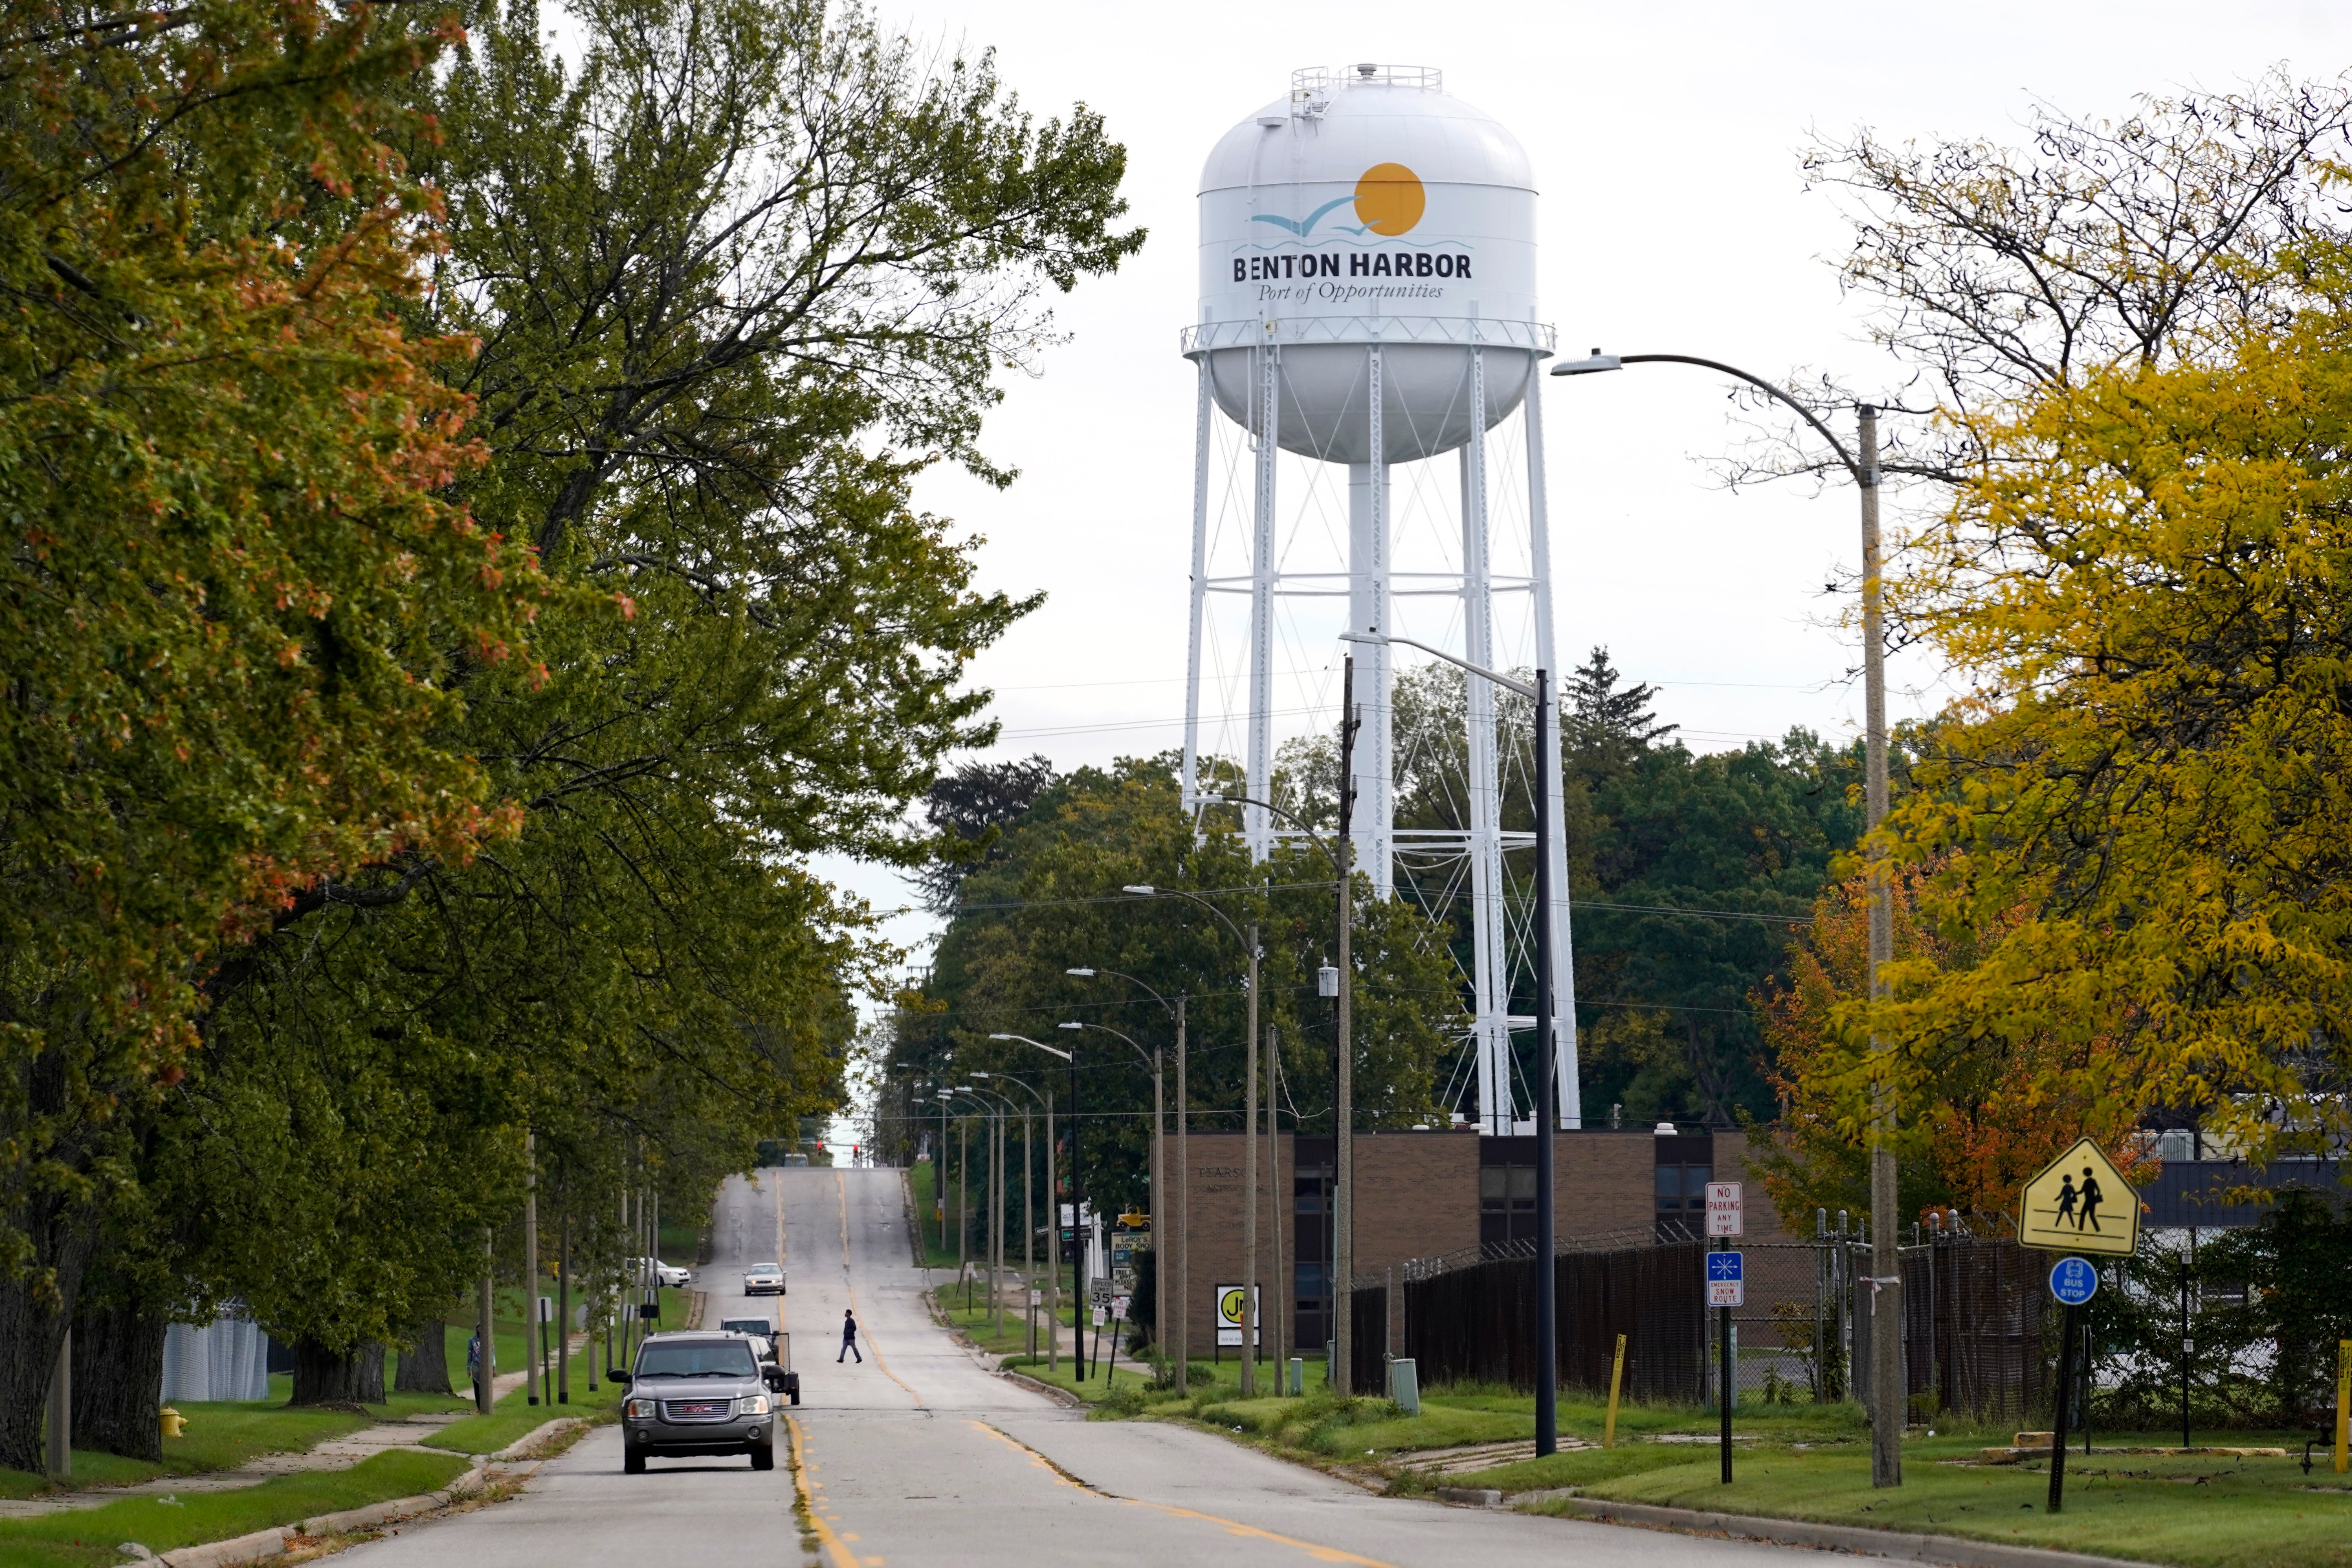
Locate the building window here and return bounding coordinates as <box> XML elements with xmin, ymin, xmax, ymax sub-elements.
<box><xmin>1294</xmin><ymin>1261</ymin><xmax>1327</xmax><ymax>1314</ymax></box>
<box><xmin>1479</xmin><ymin>1165</ymin><xmax>1536</xmax><ymax>1214</ymax></box>
<box><xmin>1656</xmin><ymin>1162</ymin><xmax>1710</xmax><ymax>1240</ymax></box>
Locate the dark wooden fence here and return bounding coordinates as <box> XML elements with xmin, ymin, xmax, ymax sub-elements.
<box><xmin>1397</xmin><ymin>1240</ymin><xmax>1712</xmax><ymax>1400</ymax></box>
<box><xmin>1381</xmin><ymin>1232</ymin><xmax>2049</xmax><ymax>1416</ymax></box>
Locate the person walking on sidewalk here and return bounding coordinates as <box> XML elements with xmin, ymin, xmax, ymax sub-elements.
<box><xmin>838</xmin><ymin>1309</ymin><xmax>862</xmax><ymax>1363</ymax></box>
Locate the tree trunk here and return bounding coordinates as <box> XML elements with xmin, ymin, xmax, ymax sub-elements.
<box><xmin>71</xmin><ymin>1293</ymin><xmax>168</xmax><ymax>1461</ymax></box>
<box><xmin>393</xmin><ymin>1319</ymin><xmax>451</xmax><ymax>1396</ymax></box>
<box><xmin>290</xmin><ymin>1340</ymin><xmax>385</xmax><ymax>1408</ymax></box>
<box><xmin>0</xmin><ymin>1185</ymin><xmax>101</xmax><ymax>1473</ymax></box>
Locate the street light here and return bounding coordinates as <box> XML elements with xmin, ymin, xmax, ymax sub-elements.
<box><xmin>1122</xmin><ymin>886</ymin><xmax>1263</xmax><ymax>1397</ymax></box>
<box><xmin>1058</xmin><ymin>1018</ymin><xmax>1156</xmax><ymax>1383</ymax></box>
<box><xmin>1550</xmin><ymin>349</ymin><xmax>1899</xmax><ymax>1488</ymax></box>
<box><xmin>1066</xmin><ymin>965</ymin><xmax>1181</xmax><ymax>1390</ymax></box>
<box><xmin>1194</xmin><ymin>762</ymin><xmax>1359</xmax><ymax>1395</ymax></box>
<box><xmin>956</xmin><ymin>1086</ymin><xmax>1013</xmax><ymax>1341</ymax></box>
<box><xmin>1339</xmin><ymin>629</ymin><xmax>1561</xmax><ymax>1459</ymax></box>
<box><xmin>974</xmin><ymin>1071</ymin><xmax>1053</xmax><ymax>1366</ymax></box>
<box><xmin>989</xmin><ymin>1031</ymin><xmax>1078</xmax><ymax>1377</ymax></box>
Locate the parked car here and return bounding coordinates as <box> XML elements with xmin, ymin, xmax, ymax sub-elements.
<box><xmin>616</xmin><ymin>1331</ymin><xmax>791</xmax><ymax>1473</ymax></box>
<box><xmin>629</xmin><ymin>1257</ymin><xmax>692</xmax><ymax>1289</ymax></box>
<box><xmin>719</xmin><ymin>1317</ymin><xmax>777</xmax><ymax>1358</ymax></box>
<box><xmin>741</xmin><ymin>1261</ymin><xmax>785</xmax><ymax>1296</ymax></box>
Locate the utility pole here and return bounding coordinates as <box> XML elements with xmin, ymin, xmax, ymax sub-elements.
<box><xmin>558</xmin><ymin>1209</ymin><xmax>572</xmax><ymax>1404</ymax></box>
<box><xmin>1046</xmin><ymin>1090</ymin><xmax>1060</xmax><ymax>1373</ymax></box>
<box><xmin>1532</xmin><ymin>668</ymin><xmax>1559</xmax><ymax>1457</ymax></box>
<box><xmin>1175</xmin><ymin>995</ymin><xmax>1189</xmax><ymax>1394</ymax></box>
<box><xmin>476</xmin><ymin>1226</ymin><xmax>495</xmax><ymax>1415</ymax></box>
<box><xmin>1022</xmin><ymin>1106</ymin><xmax>1034</xmax><ymax>1357</ymax></box>
<box><xmin>1268</xmin><ymin>1028</ymin><xmax>1285</xmax><ymax>1381</ymax></box>
<box><xmin>1552</xmin><ymin>350</ymin><xmax>1902</xmax><ymax>1484</ymax></box>
<box><xmin>993</xmin><ymin>1108</ymin><xmax>1006</xmax><ymax>1341</ymax></box>
<box><xmin>1241</xmin><ymin>919</ymin><xmax>1260</xmax><ymax>1398</ymax></box>
<box><xmin>525</xmin><ymin>1130</ymin><xmax>540</xmax><ymax>1406</ymax></box>
<box><xmin>1861</xmin><ymin>403</ymin><xmax>1902</xmax><ymax>1488</ymax></box>
<box><xmin>1069</xmin><ymin>1042</ymin><xmax>1086</xmax><ymax>1379</ymax></box>
<box><xmin>1332</xmin><ymin>655</ymin><xmax>1358</xmax><ymax>1396</ymax></box>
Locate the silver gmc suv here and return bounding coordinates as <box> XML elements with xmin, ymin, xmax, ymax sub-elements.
<box><xmin>617</xmin><ymin>1332</ymin><xmax>787</xmax><ymax>1473</ymax></box>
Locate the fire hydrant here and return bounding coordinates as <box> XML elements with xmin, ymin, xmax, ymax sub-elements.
<box><xmin>159</xmin><ymin>1407</ymin><xmax>186</xmax><ymax>1439</ymax></box>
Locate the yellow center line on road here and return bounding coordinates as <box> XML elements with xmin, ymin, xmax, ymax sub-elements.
<box><xmin>787</xmin><ymin>1413</ymin><xmax>859</xmax><ymax>1568</ymax></box>
<box><xmin>967</xmin><ymin>1421</ymin><xmax>1405</xmax><ymax>1568</ymax></box>
<box><xmin>837</xmin><ymin>1168</ymin><xmax>925</xmax><ymax>1408</ymax></box>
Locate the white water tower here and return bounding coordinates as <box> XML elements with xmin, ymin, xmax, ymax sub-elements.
<box><xmin>1179</xmin><ymin>64</ymin><xmax>1578</xmax><ymax>1133</ymax></box>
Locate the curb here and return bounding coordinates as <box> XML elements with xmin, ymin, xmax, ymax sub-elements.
<box><xmin>997</xmin><ymin>1366</ymin><xmax>1084</xmax><ymax>1408</ymax></box>
<box><xmin>299</xmin><ymin>1487</ymin><xmax>446</xmax><ymax>1538</ymax></box>
<box><xmin>153</xmin><ymin>1462</ymin><xmax>502</xmax><ymax>1568</ymax></box>
<box><xmin>489</xmin><ymin>1417</ymin><xmax>588</xmax><ymax>1462</ymax></box>
<box><xmin>158</xmin><ymin>1528</ymin><xmax>289</xmax><ymax>1568</ymax></box>
<box><xmin>1525</xmin><ymin>1493</ymin><xmax>2163</xmax><ymax>1568</ymax></box>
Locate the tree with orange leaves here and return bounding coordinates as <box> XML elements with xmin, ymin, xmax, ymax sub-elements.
<box><xmin>1752</xmin><ymin>862</ymin><xmax>2145</xmax><ymax>1229</ymax></box>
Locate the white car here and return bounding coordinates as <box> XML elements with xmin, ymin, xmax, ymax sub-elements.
<box><xmin>631</xmin><ymin>1257</ymin><xmax>692</xmax><ymax>1289</ymax></box>
<box><xmin>742</xmin><ymin>1261</ymin><xmax>785</xmax><ymax>1296</ymax></box>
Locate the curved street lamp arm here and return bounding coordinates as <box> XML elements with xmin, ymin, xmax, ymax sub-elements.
<box><xmin>1340</xmin><ymin>631</ymin><xmax>1536</xmax><ymax>699</ymax></box>
<box><xmin>1071</xmin><ymin>1020</ymin><xmax>1154</xmax><ymax>1073</ymax></box>
<box><xmin>1071</xmin><ymin>966</ymin><xmax>1177</xmax><ymax>1020</ymax></box>
<box><xmin>988</xmin><ymin>1031</ymin><xmax>1071</xmax><ymax>1062</ymax></box>
<box><xmin>972</xmin><ymin>1071</ymin><xmax>1046</xmax><ymax>1109</ymax></box>
<box><xmin>1558</xmin><ymin>352</ymin><xmax>1868</xmax><ymax>486</ymax></box>
<box><xmin>1141</xmin><ymin>886</ymin><xmax>1250</xmax><ymax>952</ymax></box>
<box><xmin>1192</xmin><ymin>791</ymin><xmax>1343</xmax><ymax>877</ymax></box>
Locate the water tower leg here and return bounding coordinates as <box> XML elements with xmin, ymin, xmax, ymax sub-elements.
<box><xmin>1523</xmin><ymin>370</ymin><xmax>1580</xmax><ymax>1128</ymax></box>
<box><xmin>1460</xmin><ymin>346</ymin><xmax>1512</xmax><ymax>1135</ymax></box>
<box><xmin>1247</xmin><ymin>342</ymin><xmax>1281</xmax><ymax>861</ymax></box>
<box><xmin>1347</xmin><ymin>345</ymin><xmax>1394</xmax><ymax>900</ymax></box>
<box><xmin>1183</xmin><ymin>357</ymin><xmax>1213</xmax><ymax>830</ymax></box>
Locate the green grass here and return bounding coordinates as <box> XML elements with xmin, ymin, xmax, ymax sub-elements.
<box><xmin>1529</xmin><ymin>1435</ymin><xmax>2352</xmax><ymax>1568</ymax></box>
<box><xmin>0</xmin><ymin>1281</ymin><xmax>687</xmax><ymax>1501</ymax></box>
<box><xmin>0</xmin><ymin>1377</ymin><xmax>476</xmax><ymax>1502</ymax></box>
<box><xmin>0</xmin><ymin>1448</ymin><xmax>469</xmax><ymax>1568</ymax></box>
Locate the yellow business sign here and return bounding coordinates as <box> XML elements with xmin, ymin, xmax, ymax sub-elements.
<box><xmin>1215</xmin><ymin>1283</ymin><xmax>1258</xmax><ymax>1347</ymax></box>
<box><xmin>2016</xmin><ymin>1138</ymin><xmax>2139</xmax><ymax>1256</ymax></box>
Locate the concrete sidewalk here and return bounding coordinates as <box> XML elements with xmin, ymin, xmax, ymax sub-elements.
<box><xmin>0</xmin><ymin>1333</ymin><xmax>592</xmax><ymax>1520</ymax></box>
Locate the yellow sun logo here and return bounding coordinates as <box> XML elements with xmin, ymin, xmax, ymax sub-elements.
<box><xmin>1353</xmin><ymin>163</ymin><xmax>1425</xmax><ymax>236</ymax></box>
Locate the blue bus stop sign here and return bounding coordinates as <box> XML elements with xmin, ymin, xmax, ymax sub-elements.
<box><xmin>2049</xmin><ymin>1256</ymin><xmax>2098</xmax><ymax>1306</ymax></box>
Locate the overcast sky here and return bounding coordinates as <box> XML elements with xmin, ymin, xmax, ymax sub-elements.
<box><xmin>800</xmin><ymin>0</ymin><xmax>2347</xmax><ymax>985</ymax></box>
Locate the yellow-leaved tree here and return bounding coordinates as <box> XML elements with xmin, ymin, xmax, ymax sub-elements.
<box><xmin>1851</xmin><ymin>239</ymin><xmax>2352</xmax><ymax>1165</ymax></box>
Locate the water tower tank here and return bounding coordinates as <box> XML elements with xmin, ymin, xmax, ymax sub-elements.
<box><xmin>1177</xmin><ymin>65</ymin><xmax>1575</xmax><ymax>1145</ymax></box>
<box><xmin>1193</xmin><ymin>64</ymin><xmax>1540</xmax><ymax>463</ymax></box>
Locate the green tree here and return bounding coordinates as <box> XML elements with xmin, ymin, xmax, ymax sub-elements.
<box><xmin>11</xmin><ymin>0</ymin><xmax>1141</xmax><ymax>1452</ymax></box>
<box><xmin>0</xmin><ymin>0</ymin><xmax>553</xmax><ymax>1470</ymax></box>
<box><xmin>170</xmin><ymin>0</ymin><xmax>1134</xmax><ymax>1394</ymax></box>
<box><xmin>1860</xmin><ymin>244</ymin><xmax>2352</xmax><ymax>1166</ymax></box>
<box><xmin>904</xmin><ymin>755</ymin><xmax>1460</xmax><ymax>1221</ymax></box>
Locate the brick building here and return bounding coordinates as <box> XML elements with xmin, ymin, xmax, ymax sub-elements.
<box><xmin>1156</xmin><ymin>1125</ymin><xmax>1786</xmax><ymax>1361</ymax></box>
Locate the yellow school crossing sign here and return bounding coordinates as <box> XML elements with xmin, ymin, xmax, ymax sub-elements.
<box><xmin>2016</xmin><ymin>1138</ymin><xmax>2139</xmax><ymax>1256</ymax></box>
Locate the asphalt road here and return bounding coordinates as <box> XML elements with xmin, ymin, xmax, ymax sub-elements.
<box><xmin>344</xmin><ymin>1166</ymin><xmax>1808</xmax><ymax>1566</ymax></box>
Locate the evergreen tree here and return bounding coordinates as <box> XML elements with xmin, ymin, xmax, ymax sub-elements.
<box><xmin>1565</xmin><ymin>646</ymin><xmax>1677</xmax><ymax>781</ymax></box>
<box><xmin>917</xmin><ymin>755</ymin><xmax>1060</xmax><ymax>912</ymax></box>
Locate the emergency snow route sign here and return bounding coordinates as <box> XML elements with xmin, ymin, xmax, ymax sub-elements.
<box><xmin>1706</xmin><ymin>1250</ymin><xmax>1744</xmax><ymax>1307</ymax></box>
<box><xmin>1706</xmin><ymin>1182</ymin><xmax>1743</xmax><ymax>1238</ymax></box>
<box><xmin>2016</xmin><ymin>1138</ymin><xmax>2139</xmax><ymax>1257</ymax></box>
